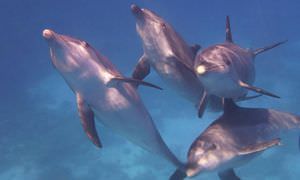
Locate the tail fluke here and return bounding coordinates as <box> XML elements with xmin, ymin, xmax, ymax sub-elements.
<box><xmin>169</xmin><ymin>169</ymin><xmax>187</xmax><ymax>180</ymax></box>
<box><xmin>253</xmin><ymin>40</ymin><xmax>287</xmax><ymax>56</ymax></box>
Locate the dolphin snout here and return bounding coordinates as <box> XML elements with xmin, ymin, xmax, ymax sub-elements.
<box><xmin>131</xmin><ymin>4</ymin><xmax>143</xmax><ymax>18</ymax></box>
<box><xmin>43</xmin><ymin>29</ymin><xmax>55</xmax><ymax>39</ymax></box>
<box><xmin>196</xmin><ymin>65</ymin><xmax>206</xmax><ymax>75</ymax></box>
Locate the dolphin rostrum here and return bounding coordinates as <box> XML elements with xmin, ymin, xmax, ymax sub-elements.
<box><xmin>131</xmin><ymin>4</ymin><xmax>223</xmax><ymax>115</ymax></box>
<box><xmin>194</xmin><ymin>16</ymin><xmax>286</xmax><ymax>117</ymax></box>
<box><xmin>42</xmin><ymin>29</ymin><xmax>182</xmax><ymax>168</ymax></box>
<box><xmin>170</xmin><ymin>99</ymin><xmax>300</xmax><ymax>180</ymax></box>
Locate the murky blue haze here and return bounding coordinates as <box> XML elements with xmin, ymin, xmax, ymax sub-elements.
<box><xmin>0</xmin><ymin>0</ymin><xmax>300</xmax><ymax>179</ymax></box>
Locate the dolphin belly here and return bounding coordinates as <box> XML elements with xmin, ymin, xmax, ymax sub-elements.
<box><xmin>202</xmin><ymin>73</ymin><xmax>247</xmax><ymax>99</ymax></box>
<box><xmin>79</xmin><ymin>83</ymin><xmax>182</xmax><ymax>167</ymax></box>
<box><xmin>59</xmin><ymin>56</ymin><xmax>181</xmax><ymax>167</ymax></box>
<box><xmin>150</xmin><ymin>57</ymin><xmax>204</xmax><ymax>103</ymax></box>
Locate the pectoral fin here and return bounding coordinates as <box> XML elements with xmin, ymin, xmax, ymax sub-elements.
<box><xmin>236</xmin><ymin>94</ymin><xmax>263</xmax><ymax>102</ymax></box>
<box><xmin>238</xmin><ymin>138</ymin><xmax>281</xmax><ymax>155</ymax></box>
<box><xmin>218</xmin><ymin>169</ymin><xmax>240</xmax><ymax>180</ymax></box>
<box><xmin>253</xmin><ymin>40</ymin><xmax>287</xmax><ymax>56</ymax></box>
<box><xmin>238</xmin><ymin>80</ymin><xmax>280</xmax><ymax>98</ymax></box>
<box><xmin>197</xmin><ymin>91</ymin><xmax>208</xmax><ymax>118</ymax></box>
<box><xmin>76</xmin><ymin>93</ymin><xmax>102</xmax><ymax>148</ymax></box>
<box><xmin>132</xmin><ymin>55</ymin><xmax>150</xmax><ymax>82</ymax></box>
<box><xmin>108</xmin><ymin>77</ymin><xmax>162</xmax><ymax>90</ymax></box>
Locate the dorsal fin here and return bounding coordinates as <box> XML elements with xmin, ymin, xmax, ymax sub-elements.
<box><xmin>223</xmin><ymin>98</ymin><xmax>238</xmax><ymax>114</ymax></box>
<box><xmin>225</xmin><ymin>16</ymin><xmax>233</xmax><ymax>43</ymax></box>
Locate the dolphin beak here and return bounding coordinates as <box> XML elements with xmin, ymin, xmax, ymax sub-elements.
<box><xmin>131</xmin><ymin>4</ymin><xmax>143</xmax><ymax>19</ymax></box>
<box><xmin>186</xmin><ymin>166</ymin><xmax>202</xmax><ymax>177</ymax></box>
<box><xmin>196</xmin><ymin>65</ymin><xmax>206</xmax><ymax>75</ymax></box>
<box><xmin>43</xmin><ymin>29</ymin><xmax>55</xmax><ymax>40</ymax></box>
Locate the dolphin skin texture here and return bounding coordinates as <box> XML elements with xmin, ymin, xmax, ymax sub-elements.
<box><xmin>170</xmin><ymin>99</ymin><xmax>300</xmax><ymax>180</ymax></box>
<box><xmin>194</xmin><ymin>16</ymin><xmax>286</xmax><ymax>117</ymax></box>
<box><xmin>131</xmin><ymin>4</ymin><xmax>223</xmax><ymax>116</ymax></box>
<box><xmin>42</xmin><ymin>29</ymin><xmax>183</xmax><ymax>169</ymax></box>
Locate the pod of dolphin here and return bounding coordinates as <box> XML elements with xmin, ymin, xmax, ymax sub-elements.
<box><xmin>43</xmin><ymin>4</ymin><xmax>300</xmax><ymax>180</ymax></box>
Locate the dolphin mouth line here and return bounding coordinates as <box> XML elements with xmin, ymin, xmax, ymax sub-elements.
<box><xmin>207</xmin><ymin>66</ymin><xmax>225</xmax><ymax>72</ymax></box>
<box><xmin>43</xmin><ymin>29</ymin><xmax>61</xmax><ymax>42</ymax></box>
<box><xmin>131</xmin><ymin>4</ymin><xmax>144</xmax><ymax>18</ymax></box>
<box><xmin>43</xmin><ymin>29</ymin><xmax>53</xmax><ymax>39</ymax></box>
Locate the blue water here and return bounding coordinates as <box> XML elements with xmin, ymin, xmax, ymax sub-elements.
<box><xmin>1</xmin><ymin>0</ymin><xmax>300</xmax><ymax>179</ymax></box>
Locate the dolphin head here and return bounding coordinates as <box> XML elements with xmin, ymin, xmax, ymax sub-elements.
<box><xmin>43</xmin><ymin>29</ymin><xmax>118</xmax><ymax>85</ymax></box>
<box><xmin>131</xmin><ymin>4</ymin><xmax>174</xmax><ymax>53</ymax></box>
<box><xmin>131</xmin><ymin>4</ymin><xmax>167</xmax><ymax>30</ymax></box>
<box><xmin>194</xmin><ymin>45</ymin><xmax>238</xmax><ymax>97</ymax></box>
<box><xmin>186</xmin><ymin>140</ymin><xmax>219</xmax><ymax>177</ymax></box>
<box><xmin>43</xmin><ymin>29</ymin><xmax>96</xmax><ymax>71</ymax></box>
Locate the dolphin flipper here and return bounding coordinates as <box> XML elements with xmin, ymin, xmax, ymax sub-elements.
<box><xmin>218</xmin><ymin>169</ymin><xmax>240</xmax><ymax>180</ymax></box>
<box><xmin>108</xmin><ymin>77</ymin><xmax>163</xmax><ymax>90</ymax></box>
<box><xmin>238</xmin><ymin>80</ymin><xmax>280</xmax><ymax>98</ymax></box>
<box><xmin>197</xmin><ymin>91</ymin><xmax>208</xmax><ymax>118</ymax></box>
<box><xmin>236</xmin><ymin>94</ymin><xmax>263</xmax><ymax>102</ymax></box>
<box><xmin>132</xmin><ymin>55</ymin><xmax>151</xmax><ymax>82</ymax></box>
<box><xmin>169</xmin><ymin>169</ymin><xmax>187</xmax><ymax>180</ymax></box>
<box><xmin>238</xmin><ymin>138</ymin><xmax>281</xmax><ymax>155</ymax></box>
<box><xmin>253</xmin><ymin>40</ymin><xmax>287</xmax><ymax>56</ymax></box>
<box><xmin>76</xmin><ymin>93</ymin><xmax>102</xmax><ymax>148</ymax></box>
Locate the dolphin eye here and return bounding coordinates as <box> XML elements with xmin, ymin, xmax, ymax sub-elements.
<box><xmin>197</xmin><ymin>141</ymin><xmax>217</xmax><ymax>151</ymax></box>
<box><xmin>81</xmin><ymin>41</ymin><xmax>90</xmax><ymax>47</ymax></box>
<box><xmin>160</xmin><ymin>23</ymin><xmax>167</xmax><ymax>29</ymax></box>
<box><xmin>203</xmin><ymin>142</ymin><xmax>217</xmax><ymax>151</ymax></box>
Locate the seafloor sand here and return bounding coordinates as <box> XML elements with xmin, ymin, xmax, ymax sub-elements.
<box><xmin>1</xmin><ymin>66</ymin><xmax>299</xmax><ymax>180</ymax></box>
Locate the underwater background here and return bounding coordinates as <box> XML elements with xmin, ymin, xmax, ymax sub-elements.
<box><xmin>1</xmin><ymin>0</ymin><xmax>300</xmax><ymax>179</ymax></box>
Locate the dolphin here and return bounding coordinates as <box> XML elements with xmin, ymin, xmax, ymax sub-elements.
<box><xmin>194</xmin><ymin>16</ymin><xmax>286</xmax><ymax>117</ymax></box>
<box><xmin>130</xmin><ymin>4</ymin><xmax>224</xmax><ymax>115</ymax></box>
<box><xmin>42</xmin><ymin>29</ymin><xmax>183</xmax><ymax>168</ymax></box>
<box><xmin>170</xmin><ymin>99</ymin><xmax>300</xmax><ymax>180</ymax></box>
